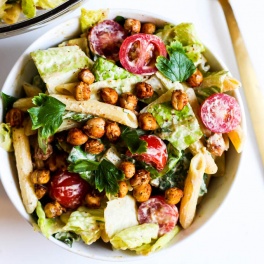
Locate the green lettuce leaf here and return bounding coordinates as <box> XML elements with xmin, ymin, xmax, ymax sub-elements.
<box><xmin>1</xmin><ymin>92</ymin><xmax>17</xmax><ymax>114</ymax></box>
<box><xmin>80</xmin><ymin>8</ymin><xmax>108</xmax><ymax>33</ymax></box>
<box><xmin>110</xmin><ymin>223</ymin><xmax>159</xmax><ymax>250</ymax></box>
<box><xmin>0</xmin><ymin>123</ymin><xmax>13</xmax><ymax>151</ymax></box>
<box><xmin>21</xmin><ymin>0</ymin><xmax>36</xmax><ymax>19</ymax></box>
<box><xmin>134</xmin><ymin>226</ymin><xmax>180</xmax><ymax>255</ymax></box>
<box><xmin>36</xmin><ymin>0</ymin><xmax>65</xmax><ymax>9</ymax></box>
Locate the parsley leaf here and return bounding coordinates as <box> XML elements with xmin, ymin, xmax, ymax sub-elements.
<box><xmin>156</xmin><ymin>41</ymin><xmax>196</xmax><ymax>82</ymax></box>
<box><xmin>94</xmin><ymin>159</ymin><xmax>124</xmax><ymax>195</ymax></box>
<box><xmin>68</xmin><ymin>160</ymin><xmax>99</xmax><ymax>173</ymax></box>
<box><xmin>121</xmin><ymin>127</ymin><xmax>147</xmax><ymax>154</ymax></box>
<box><xmin>1</xmin><ymin>92</ymin><xmax>17</xmax><ymax>114</ymax></box>
<box><xmin>28</xmin><ymin>94</ymin><xmax>66</xmax><ymax>149</ymax></box>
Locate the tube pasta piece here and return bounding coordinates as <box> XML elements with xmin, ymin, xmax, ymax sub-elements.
<box><xmin>55</xmin><ymin>83</ymin><xmax>78</xmax><ymax>95</ymax></box>
<box><xmin>213</xmin><ymin>154</ymin><xmax>226</xmax><ymax>177</ymax></box>
<box><xmin>227</xmin><ymin>125</ymin><xmax>245</xmax><ymax>153</ymax></box>
<box><xmin>12</xmin><ymin>127</ymin><xmax>38</xmax><ymax>214</ymax></box>
<box><xmin>179</xmin><ymin>153</ymin><xmax>206</xmax><ymax>229</ymax></box>
<box><xmin>23</xmin><ymin>82</ymin><xmax>42</xmax><ymax>97</ymax></box>
<box><xmin>186</xmin><ymin>88</ymin><xmax>211</xmax><ymax>137</ymax></box>
<box><xmin>13</xmin><ymin>97</ymin><xmax>34</xmax><ymax>111</ymax></box>
<box><xmin>189</xmin><ymin>140</ymin><xmax>218</xmax><ymax>174</ymax></box>
<box><xmin>52</xmin><ymin>94</ymin><xmax>138</xmax><ymax>128</ymax></box>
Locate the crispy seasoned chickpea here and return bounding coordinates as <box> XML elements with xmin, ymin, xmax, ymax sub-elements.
<box><xmin>35</xmin><ymin>184</ymin><xmax>47</xmax><ymax>200</ymax></box>
<box><xmin>105</xmin><ymin>122</ymin><xmax>121</xmax><ymax>142</ymax></box>
<box><xmin>186</xmin><ymin>68</ymin><xmax>203</xmax><ymax>87</ymax></box>
<box><xmin>119</xmin><ymin>92</ymin><xmax>138</xmax><ymax>111</ymax></box>
<box><xmin>83</xmin><ymin>117</ymin><xmax>105</xmax><ymax>139</ymax></box>
<box><xmin>141</xmin><ymin>23</ymin><xmax>156</xmax><ymax>34</ymax></box>
<box><xmin>118</xmin><ymin>181</ymin><xmax>129</xmax><ymax>198</ymax></box>
<box><xmin>165</xmin><ymin>187</ymin><xmax>184</xmax><ymax>205</ymax></box>
<box><xmin>119</xmin><ymin>161</ymin><xmax>136</xmax><ymax>179</ymax></box>
<box><xmin>135</xmin><ymin>82</ymin><xmax>154</xmax><ymax>99</ymax></box>
<box><xmin>46</xmin><ymin>152</ymin><xmax>68</xmax><ymax>172</ymax></box>
<box><xmin>67</xmin><ymin>127</ymin><xmax>88</xmax><ymax>145</ymax></box>
<box><xmin>133</xmin><ymin>183</ymin><xmax>152</xmax><ymax>202</ymax></box>
<box><xmin>31</xmin><ymin>169</ymin><xmax>50</xmax><ymax>184</ymax></box>
<box><xmin>138</xmin><ymin>113</ymin><xmax>158</xmax><ymax>130</ymax></box>
<box><xmin>85</xmin><ymin>139</ymin><xmax>104</xmax><ymax>155</ymax></box>
<box><xmin>85</xmin><ymin>192</ymin><xmax>101</xmax><ymax>209</ymax></box>
<box><xmin>78</xmin><ymin>69</ymin><xmax>95</xmax><ymax>84</ymax></box>
<box><xmin>5</xmin><ymin>108</ymin><xmax>24</xmax><ymax>127</ymax></box>
<box><xmin>130</xmin><ymin>169</ymin><xmax>150</xmax><ymax>188</ymax></box>
<box><xmin>100</xmin><ymin>88</ymin><xmax>118</xmax><ymax>105</ymax></box>
<box><xmin>171</xmin><ymin>90</ymin><xmax>188</xmax><ymax>111</ymax></box>
<box><xmin>124</xmin><ymin>18</ymin><xmax>141</xmax><ymax>34</ymax></box>
<box><xmin>44</xmin><ymin>201</ymin><xmax>65</xmax><ymax>218</ymax></box>
<box><xmin>75</xmin><ymin>81</ymin><xmax>91</xmax><ymax>101</ymax></box>
<box><xmin>34</xmin><ymin>144</ymin><xmax>53</xmax><ymax>161</ymax></box>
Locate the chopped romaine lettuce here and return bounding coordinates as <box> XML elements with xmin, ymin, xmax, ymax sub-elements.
<box><xmin>92</xmin><ymin>57</ymin><xmax>142</xmax><ymax>81</ymax></box>
<box><xmin>36</xmin><ymin>0</ymin><xmax>65</xmax><ymax>9</ymax></box>
<box><xmin>59</xmin><ymin>37</ymin><xmax>91</xmax><ymax>57</ymax></box>
<box><xmin>31</xmin><ymin>46</ymin><xmax>93</xmax><ymax>94</ymax></box>
<box><xmin>80</xmin><ymin>8</ymin><xmax>108</xmax><ymax>33</ymax></box>
<box><xmin>110</xmin><ymin>223</ymin><xmax>159</xmax><ymax>250</ymax></box>
<box><xmin>21</xmin><ymin>0</ymin><xmax>36</xmax><ymax>19</ymax></box>
<box><xmin>0</xmin><ymin>123</ymin><xmax>13</xmax><ymax>151</ymax></box>
<box><xmin>1</xmin><ymin>92</ymin><xmax>17</xmax><ymax>114</ymax></box>
<box><xmin>148</xmin><ymin>102</ymin><xmax>203</xmax><ymax>150</ymax></box>
<box><xmin>134</xmin><ymin>226</ymin><xmax>180</xmax><ymax>255</ymax></box>
<box><xmin>53</xmin><ymin>232</ymin><xmax>80</xmax><ymax>247</ymax></box>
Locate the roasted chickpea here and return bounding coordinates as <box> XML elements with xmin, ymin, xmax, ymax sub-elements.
<box><xmin>46</xmin><ymin>152</ymin><xmax>68</xmax><ymax>172</ymax></box>
<box><xmin>35</xmin><ymin>184</ymin><xmax>47</xmax><ymax>200</ymax></box>
<box><xmin>141</xmin><ymin>23</ymin><xmax>156</xmax><ymax>34</ymax></box>
<box><xmin>171</xmin><ymin>90</ymin><xmax>188</xmax><ymax>111</ymax></box>
<box><xmin>85</xmin><ymin>192</ymin><xmax>101</xmax><ymax>208</ymax></box>
<box><xmin>165</xmin><ymin>187</ymin><xmax>184</xmax><ymax>205</ymax></box>
<box><xmin>119</xmin><ymin>161</ymin><xmax>136</xmax><ymax>179</ymax></box>
<box><xmin>34</xmin><ymin>144</ymin><xmax>53</xmax><ymax>161</ymax></box>
<box><xmin>67</xmin><ymin>127</ymin><xmax>88</xmax><ymax>145</ymax></box>
<box><xmin>44</xmin><ymin>201</ymin><xmax>65</xmax><ymax>218</ymax></box>
<box><xmin>78</xmin><ymin>69</ymin><xmax>95</xmax><ymax>84</ymax></box>
<box><xmin>119</xmin><ymin>92</ymin><xmax>138</xmax><ymax>111</ymax></box>
<box><xmin>133</xmin><ymin>183</ymin><xmax>152</xmax><ymax>202</ymax></box>
<box><xmin>138</xmin><ymin>113</ymin><xmax>158</xmax><ymax>130</ymax></box>
<box><xmin>186</xmin><ymin>68</ymin><xmax>203</xmax><ymax>87</ymax></box>
<box><xmin>83</xmin><ymin>117</ymin><xmax>105</xmax><ymax>139</ymax></box>
<box><xmin>75</xmin><ymin>81</ymin><xmax>91</xmax><ymax>101</ymax></box>
<box><xmin>85</xmin><ymin>139</ymin><xmax>104</xmax><ymax>155</ymax></box>
<box><xmin>118</xmin><ymin>181</ymin><xmax>129</xmax><ymax>198</ymax></box>
<box><xmin>130</xmin><ymin>169</ymin><xmax>150</xmax><ymax>188</ymax></box>
<box><xmin>5</xmin><ymin>108</ymin><xmax>24</xmax><ymax>127</ymax></box>
<box><xmin>135</xmin><ymin>82</ymin><xmax>154</xmax><ymax>99</ymax></box>
<box><xmin>105</xmin><ymin>122</ymin><xmax>121</xmax><ymax>142</ymax></box>
<box><xmin>100</xmin><ymin>88</ymin><xmax>118</xmax><ymax>105</ymax></box>
<box><xmin>124</xmin><ymin>18</ymin><xmax>141</xmax><ymax>34</ymax></box>
<box><xmin>31</xmin><ymin>169</ymin><xmax>50</xmax><ymax>184</ymax></box>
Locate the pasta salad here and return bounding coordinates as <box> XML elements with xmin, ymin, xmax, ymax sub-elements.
<box><xmin>0</xmin><ymin>8</ymin><xmax>244</xmax><ymax>255</ymax></box>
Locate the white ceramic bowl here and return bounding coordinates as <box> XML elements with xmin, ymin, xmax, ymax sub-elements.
<box><xmin>0</xmin><ymin>8</ymin><xmax>246</xmax><ymax>261</ymax></box>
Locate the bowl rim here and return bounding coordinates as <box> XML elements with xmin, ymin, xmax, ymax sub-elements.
<box><xmin>0</xmin><ymin>0</ymin><xmax>86</xmax><ymax>38</ymax></box>
<box><xmin>0</xmin><ymin>7</ymin><xmax>247</xmax><ymax>261</ymax></box>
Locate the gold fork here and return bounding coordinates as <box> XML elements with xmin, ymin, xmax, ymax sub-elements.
<box><xmin>218</xmin><ymin>0</ymin><xmax>264</xmax><ymax>166</ymax></box>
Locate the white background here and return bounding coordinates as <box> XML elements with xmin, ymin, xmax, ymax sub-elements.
<box><xmin>0</xmin><ymin>0</ymin><xmax>264</xmax><ymax>263</ymax></box>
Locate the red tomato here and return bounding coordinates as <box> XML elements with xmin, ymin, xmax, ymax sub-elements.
<box><xmin>49</xmin><ymin>171</ymin><xmax>89</xmax><ymax>209</ymax></box>
<box><xmin>200</xmin><ymin>93</ymin><xmax>241</xmax><ymax>133</ymax></box>
<box><xmin>88</xmin><ymin>20</ymin><xmax>127</xmax><ymax>61</ymax></box>
<box><xmin>138</xmin><ymin>196</ymin><xmax>179</xmax><ymax>236</ymax></box>
<box><xmin>119</xmin><ymin>33</ymin><xmax>167</xmax><ymax>75</ymax></box>
<box><xmin>127</xmin><ymin>135</ymin><xmax>168</xmax><ymax>171</ymax></box>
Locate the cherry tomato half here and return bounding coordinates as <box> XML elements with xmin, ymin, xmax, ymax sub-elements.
<box><xmin>127</xmin><ymin>135</ymin><xmax>168</xmax><ymax>171</ymax></box>
<box><xmin>119</xmin><ymin>33</ymin><xmax>167</xmax><ymax>75</ymax></box>
<box><xmin>49</xmin><ymin>171</ymin><xmax>89</xmax><ymax>209</ymax></box>
<box><xmin>138</xmin><ymin>196</ymin><xmax>179</xmax><ymax>236</ymax></box>
<box><xmin>200</xmin><ymin>93</ymin><xmax>241</xmax><ymax>133</ymax></box>
<box><xmin>88</xmin><ymin>20</ymin><xmax>127</xmax><ymax>62</ymax></box>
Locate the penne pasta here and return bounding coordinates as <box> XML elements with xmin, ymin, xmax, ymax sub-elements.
<box><xmin>227</xmin><ymin>125</ymin><xmax>245</xmax><ymax>153</ymax></box>
<box><xmin>12</xmin><ymin>126</ymin><xmax>38</xmax><ymax>214</ymax></box>
<box><xmin>51</xmin><ymin>94</ymin><xmax>138</xmax><ymax>128</ymax></box>
<box><xmin>2</xmin><ymin>3</ymin><xmax>21</xmax><ymax>25</ymax></box>
<box><xmin>179</xmin><ymin>153</ymin><xmax>206</xmax><ymax>229</ymax></box>
<box><xmin>23</xmin><ymin>82</ymin><xmax>42</xmax><ymax>97</ymax></box>
<box><xmin>13</xmin><ymin>97</ymin><xmax>34</xmax><ymax>111</ymax></box>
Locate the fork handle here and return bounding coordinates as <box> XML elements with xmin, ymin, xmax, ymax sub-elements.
<box><xmin>219</xmin><ymin>0</ymin><xmax>264</xmax><ymax>166</ymax></box>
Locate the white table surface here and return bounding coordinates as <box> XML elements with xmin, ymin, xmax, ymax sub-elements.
<box><xmin>0</xmin><ymin>0</ymin><xmax>264</xmax><ymax>263</ymax></box>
